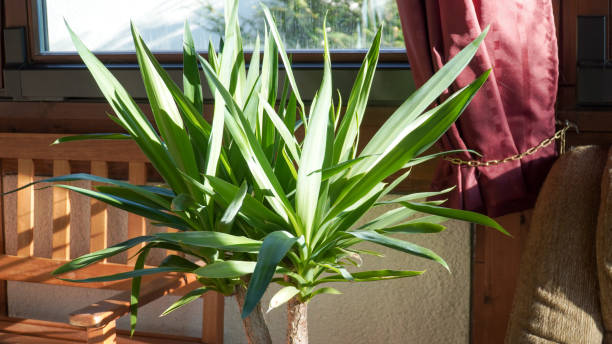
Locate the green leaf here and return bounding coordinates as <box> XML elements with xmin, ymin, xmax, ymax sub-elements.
<box><xmin>161</xmin><ymin>287</ymin><xmax>210</xmax><ymax>316</ymax></box>
<box><xmin>355</xmin><ymin>27</ymin><xmax>490</xmax><ymax>173</ymax></box>
<box><xmin>315</xmin><ymin>269</ymin><xmax>424</xmax><ymax>284</ymax></box>
<box><xmin>60</xmin><ymin>266</ymin><xmax>190</xmax><ymax>283</ymax></box>
<box><xmin>194</xmin><ymin>260</ymin><xmax>257</xmax><ymax>278</ymax></box>
<box><xmin>317</xmin><ymin>263</ymin><xmax>353</xmax><ymax>281</ymax></box>
<box><xmin>258</xmin><ymin>27</ymin><xmax>278</xmax><ymax>157</ymax></box>
<box><xmin>159</xmin><ymin>255</ymin><xmax>200</xmax><ymax>270</ymax></box>
<box><xmin>267</xmin><ymin>286</ymin><xmax>299</xmax><ymax>313</ymax></box>
<box><xmin>218</xmin><ymin>181</ymin><xmax>248</xmax><ymax>233</ymax></box>
<box><xmin>404</xmin><ymin>215</ymin><xmax>449</xmax><ymax>225</ymax></box>
<box><xmin>201</xmin><ymin>0</ymin><xmax>242</xmax><ymax>177</ymax></box>
<box><xmin>261</xmin><ymin>4</ymin><xmax>305</xmax><ymax>115</ymax></box>
<box><xmin>192</xmin><ymin>174</ymin><xmax>287</xmax><ymax>227</ymax></box>
<box><xmin>65</xmin><ymin>22</ymin><xmax>188</xmax><ymax>195</ymax></box>
<box><xmin>359</xmin><ymin>207</ymin><xmax>419</xmax><ymax>232</ymax></box>
<box><xmin>242</xmin><ymin>231</ymin><xmax>297</xmax><ymax>319</ymax></box>
<box><xmin>132</xmin><ymin>27</ymin><xmax>218</xmax><ymax>179</ymax></box>
<box><xmin>401</xmin><ymin>202</ymin><xmax>510</xmax><ymax>235</ymax></box>
<box><xmin>296</xmin><ymin>17</ymin><xmax>332</xmax><ymax>244</ymax></box>
<box><xmin>131</xmin><ymin>23</ymin><xmax>200</xmax><ymax>185</ymax></box>
<box><xmin>3</xmin><ymin>173</ymin><xmax>170</xmax><ymax>210</ymax></box>
<box><xmin>53</xmin><ymin>236</ymin><xmax>154</xmax><ymax>275</ymax></box>
<box><xmin>259</xmin><ymin>98</ymin><xmax>301</xmax><ymax>163</ymax></box>
<box><xmin>348</xmin><ymin>230</ymin><xmax>449</xmax><ymax>271</ymax></box>
<box><xmin>376</xmin><ymin>187</ymin><xmax>455</xmax><ymax>205</ymax></box>
<box><xmin>403</xmin><ymin>149</ymin><xmax>481</xmax><ymax>168</ymax></box>
<box><xmin>130</xmin><ymin>245</ymin><xmax>151</xmax><ymax>335</ymax></box>
<box><xmin>171</xmin><ymin>193</ymin><xmax>195</xmax><ymax>212</ymax></box>
<box><xmin>308</xmin><ymin>287</ymin><xmax>342</xmax><ymax>298</ymax></box>
<box><xmin>50</xmin><ymin>184</ymin><xmax>187</xmax><ymax>228</ymax></box>
<box><xmin>245</xmin><ymin>35</ymin><xmax>261</xmax><ymax>102</ymax></box>
<box><xmin>333</xmin><ymin>26</ymin><xmax>381</xmax><ymax>164</ymax></box>
<box><xmin>312</xmin><ymin>183</ymin><xmax>385</xmax><ymax>250</ymax></box>
<box><xmin>311</xmin><ymin>155</ymin><xmax>379</xmax><ymax>182</ymax></box>
<box><xmin>182</xmin><ymin>20</ymin><xmax>203</xmax><ymax>114</ymax></box>
<box><xmin>381</xmin><ymin>222</ymin><xmax>446</xmax><ymax>234</ymax></box>
<box><xmin>199</xmin><ymin>56</ymin><xmax>298</xmax><ymax>230</ymax></box>
<box><xmin>52</xmin><ymin>133</ymin><xmax>131</xmax><ymax>144</ymax></box>
<box><xmin>327</xmin><ymin>71</ymin><xmax>490</xmax><ymax>221</ymax></box>
<box><xmin>154</xmin><ymin>231</ymin><xmax>262</xmax><ymax>252</ymax></box>
<box><xmin>94</xmin><ymin>186</ymin><xmax>166</xmax><ymax>212</ymax></box>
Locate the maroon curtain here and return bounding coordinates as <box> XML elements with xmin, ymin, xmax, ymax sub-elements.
<box><xmin>397</xmin><ymin>0</ymin><xmax>559</xmax><ymax>217</ymax></box>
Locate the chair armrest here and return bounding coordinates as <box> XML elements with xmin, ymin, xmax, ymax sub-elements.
<box><xmin>69</xmin><ymin>273</ymin><xmax>198</xmax><ymax>328</ymax></box>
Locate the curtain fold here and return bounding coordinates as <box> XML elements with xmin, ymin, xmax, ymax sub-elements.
<box><xmin>397</xmin><ymin>0</ymin><xmax>558</xmax><ymax>217</ymax></box>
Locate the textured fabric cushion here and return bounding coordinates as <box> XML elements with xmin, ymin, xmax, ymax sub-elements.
<box><xmin>598</xmin><ymin>147</ymin><xmax>612</xmax><ymax>342</ymax></box>
<box><xmin>505</xmin><ymin>146</ymin><xmax>606</xmax><ymax>344</ymax></box>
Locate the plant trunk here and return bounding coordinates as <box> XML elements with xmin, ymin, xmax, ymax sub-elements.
<box><xmin>235</xmin><ymin>284</ymin><xmax>272</xmax><ymax>344</ymax></box>
<box><xmin>286</xmin><ymin>297</ymin><xmax>308</xmax><ymax>344</ymax></box>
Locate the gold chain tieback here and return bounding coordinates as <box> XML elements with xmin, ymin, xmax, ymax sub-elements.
<box><xmin>444</xmin><ymin>120</ymin><xmax>579</xmax><ymax>167</ymax></box>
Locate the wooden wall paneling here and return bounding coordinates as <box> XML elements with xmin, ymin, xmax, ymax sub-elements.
<box><xmin>557</xmin><ymin>109</ymin><xmax>612</xmax><ymax>132</ymax></box>
<box><xmin>16</xmin><ymin>159</ymin><xmax>34</xmax><ymax>257</ymax></box>
<box><xmin>127</xmin><ymin>162</ymin><xmax>146</xmax><ymax>264</ymax></box>
<box><xmin>560</xmin><ymin>0</ymin><xmax>577</xmax><ymax>87</ymax></box>
<box><xmin>567</xmin><ymin>131</ymin><xmax>612</xmax><ymax>145</ymax></box>
<box><xmin>557</xmin><ymin>0</ymin><xmax>578</xmax><ymax>110</ymax></box>
<box><xmin>472</xmin><ymin>210</ymin><xmax>532</xmax><ymax>344</ymax></box>
<box><xmin>578</xmin><ymin>0</ymin><xmax>610</xmax><ymax>18</ymax></box>
<box><xmin>51</xmin><ymin>160</ymin><xmax>70</xmax><ymax>260</ymax></box>
<box><xmin>3</xmin><ymin>0</ymin><xmax>27</xmax><ymax>28</ymax></box>
<box><xmin>0</xmin><ymin>0</ymin><xmax>4</xmax><ymax>89</ymax></box>
<box><xmin>90</xmin><ymin>161</ymin><xmax>108</xmax><ymax>260</ymax></box>
<box><xmin>0</xmin><ymin>102</ymin><xmax>155</xmax><ymax>134</ymax></box>
<box><xmin>553</xmin><ymin>0</ymin><xmax>561</xmax><ymax>43</ymax></box>
<box><xmin>0</xmin><ymin>162</ymin><xmax>7</xmax><ymax>316</ymax></box>
<box><xmin>0</xmin><ymin>133</ymin><xmax>148</xmax><ymax>163</ymax></box>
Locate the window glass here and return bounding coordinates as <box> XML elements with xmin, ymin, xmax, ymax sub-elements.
<box><xmin>39</xmin><ymin>0</ymin><xmax>405</xmax><ymax>53</ymax></box>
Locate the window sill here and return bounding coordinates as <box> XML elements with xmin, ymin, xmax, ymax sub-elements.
<box><xmin>1</xmin><ymin>62</ymin><xmax>414</xmax><ymax>105</ymax></box>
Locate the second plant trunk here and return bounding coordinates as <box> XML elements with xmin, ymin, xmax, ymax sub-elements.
<box><xmin>287</xmin><ymin>297</ymin><xmax>308</xmax><ymax>344</ymax></box>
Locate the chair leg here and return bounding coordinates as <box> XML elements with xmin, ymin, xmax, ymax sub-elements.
<box><xmin>202</xmin><ymin>292</ymin><xmax>224</xmax><ymax>344</ymax></box>
<box><xmin>86</xmin><ymin>320</ymin><xmax>117</xmax><ymax>344</ymax></box>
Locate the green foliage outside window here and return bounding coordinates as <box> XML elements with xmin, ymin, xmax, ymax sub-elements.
<box><xmin>193</xmin><ymin>0</ymin><xmax>404</xmax><ymax>50</ymax></box>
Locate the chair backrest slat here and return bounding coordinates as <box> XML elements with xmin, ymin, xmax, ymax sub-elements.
<box><xmin>90</xmin><ymin>161</ymin><xmax>108</xmax><ymax>260</ymax></box>
<box><xmin>33</xmin><ymin>175</ymin><xmax>52</xmax><ymax>258</ymax></box>
<box><xmin>107</xmin><ymin>206</ymin><xmax>128</xmax><ymax>264</ymax></box>
<box><xmin>127</xmin><ymin>162</ymin><xmax>146</xmax><ymax>264</ymax></box>
<box><xmin>17</xmin><ymin>159</ymin><xmax>34</xmax><ymax>257</ymax></box>
<box><xmin>52</xmin><ymin>160</ymin><xmax>71</xmax><ymax>260</ymax></box>
<box><xmin>69</xmin><ymin>179</ymin><xmax>91</xmax><ymax>259</ymax></box>
<box><xmin>3</xmin><ymin>174</ymin><xmax>17</xmax><ymax>256</ymax></box>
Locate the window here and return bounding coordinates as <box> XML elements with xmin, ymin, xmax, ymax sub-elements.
<box><xmin>37</xmin><ymin>0</ymin><xmax>405</xmax><ymax>56</ymax></box>
<box><xmin>2</xmin><ymin>1</ymin><xmax>412</xmax><ymax>103</ymax></box>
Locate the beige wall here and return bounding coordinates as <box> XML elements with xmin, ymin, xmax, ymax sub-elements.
<box><xmin>9</xmin><ymin>206</ymin><xmax>470</xmax><ymax>343</ymax></box>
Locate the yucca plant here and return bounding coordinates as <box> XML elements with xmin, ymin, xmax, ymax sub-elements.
<box><xmin>5</xmin><ymin>1</ymin><xmax>508</xmax><ymax>343</ymax></box>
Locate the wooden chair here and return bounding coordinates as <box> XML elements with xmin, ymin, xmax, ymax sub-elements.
<box><xmin>0</xmin><ymin>133</ymin><xmax>224</xmax><ymax>344</ymax></box>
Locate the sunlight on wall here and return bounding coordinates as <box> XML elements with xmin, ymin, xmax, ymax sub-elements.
<box><xmin>8</xmin><ymin>202</ymin><xmax>470</xmax><ymax>343</ymax></box>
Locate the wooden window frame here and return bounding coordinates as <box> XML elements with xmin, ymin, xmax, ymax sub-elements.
<box><xmin>23</xmin><ymin>0</ymin><xmax>409</xmax><ymax>65</ymax></box>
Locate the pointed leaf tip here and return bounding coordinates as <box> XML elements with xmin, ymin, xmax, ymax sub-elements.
<box><xmin>241</xmin><ymin>231</ymin><xmax>296</xmax><ymax>319</ymax></box>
